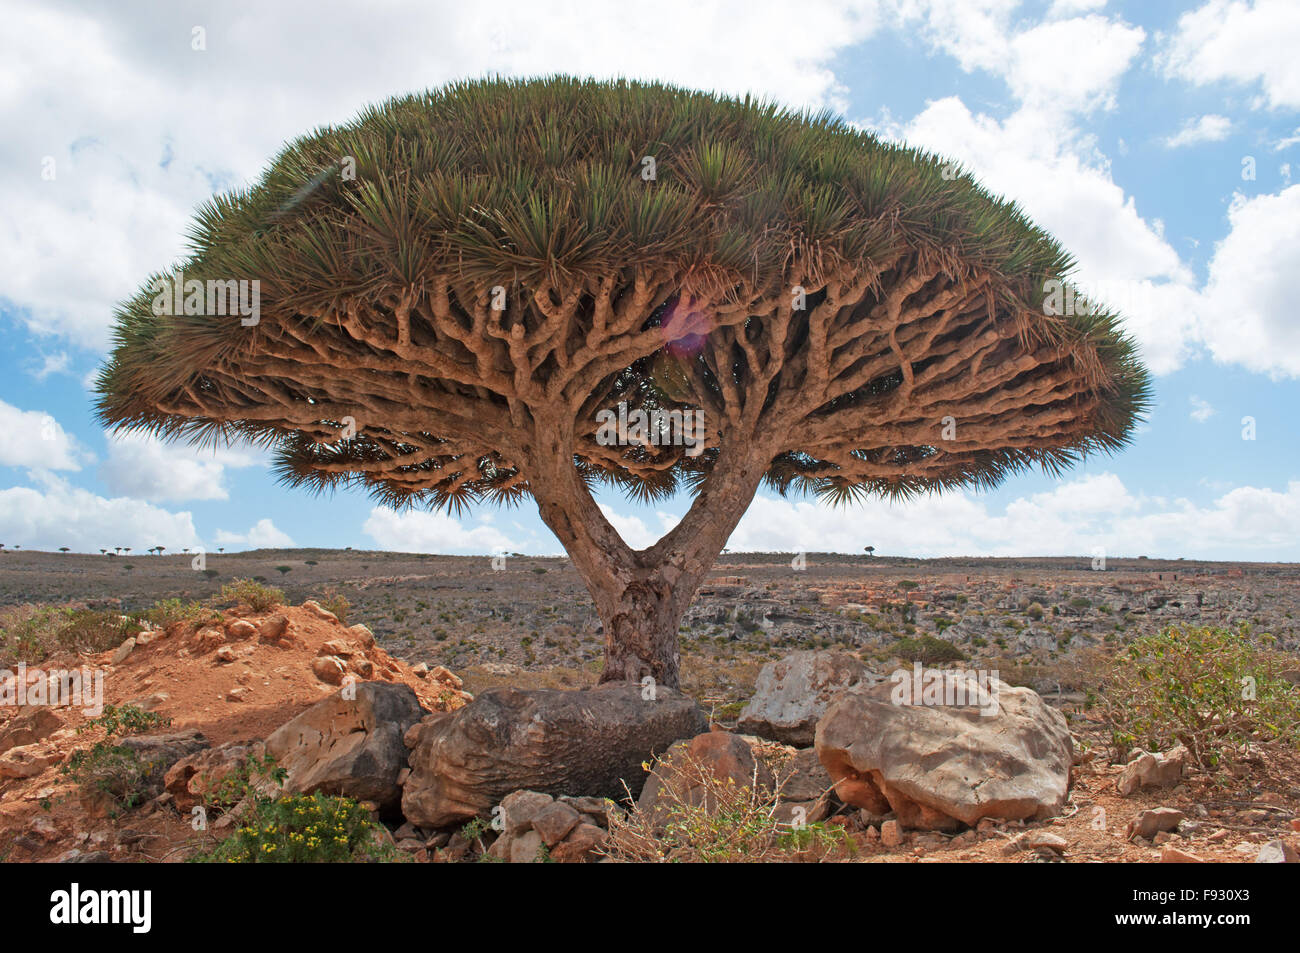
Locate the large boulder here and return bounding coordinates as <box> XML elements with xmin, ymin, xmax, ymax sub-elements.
<box><xmin>815</xmin><ymin>672</ymin><xmax>1073</xmax><ymax>830</ymax></box>
<box><xmin>401</xmin><ymin>684</ymin><xmax>706</xmax><ymax>828</ymax></box>
<box><xmin>264</xmin><ymin>681</ymin><xmax>425</xmax><ymax>813</ymax></box>
<box><xmin>738</xmin><ymin>651</ymin><xmax>878</xmax><ymax>746</ymax></box>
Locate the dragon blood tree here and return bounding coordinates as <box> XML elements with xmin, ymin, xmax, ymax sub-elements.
<box><xmin>95</xmin><ymin>77</ymin><xmax>1150</xmax><ymax>689</ymax></box>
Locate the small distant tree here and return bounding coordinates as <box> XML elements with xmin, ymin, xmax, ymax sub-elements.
<box><xmin>864</xmin><ymin>546</ymin><xmax>875</xmax><ymax>557</ymax></box>
<box><xmin>275</xmin><ymin>566</ymin><xmax>292</xmax><ymax>576</ymax></box>
<box><xmin>95</xmin><ymin>78</ymin><xmax>1150</xmax><ymax>688</ymax></box>
<box><xmin>59</xmin><ymin>547</ymin><xmax>70</xmax><ymax>553</ymax></box>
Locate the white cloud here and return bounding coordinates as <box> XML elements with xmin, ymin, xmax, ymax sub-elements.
<box><xmin>28</xmin><ymin>351</ymin><xmax>72</xmax><ymax>381</ymax></box>
<box><xmin>98</xmin><ymin>430</ymin><xmax>266</xmax><ymax>502</ymax></box>
<box><xmin>213</xmin><ymin>517</ymin><xmax>295</xmax><ymax>550</ymax></box>
<box><xmin>1003</xmin><ymin>15</ymin><xmax>1145</xmax><ymax>113</ymax></box>
<box><xmin>362</xmin><ymin>507</ymin><xmax>516</xmax><ymax>555</ymax></box>
<box><xmin>1160</xmin><ymin>0</ymin><xmax>1300</xmax><ymax>110</ymax></box>
<box><xmin>726</xmin><ymin>473</ymin><xmax>1300</xmax><ymax>560</ymax></box>
<box><xmin>597</xmin><ymin>504</ymin><xmax>680</xmax><ymax>550</ymax></box>
<box><xmin>1196</xmin><ymin>185</ymin><xmax>1300</xmax><ymax>377</ymax></box>
<box><xmin>1164</xmin><ymin>114</ymin><xmax>1232</xmax><ymax>148</ymax></box>
<box><xmin>0</xmin><ymin>401</ymin><xmax>89</xmax><ymax>470</ymax></box>
<box><xmin>893</xmin><ymin>3</ymin><xmax>1144</xmax><ymax>113</ymax></box>
<box><xmin>0</xmin><ymin>0</ymin><xmax>886</xmax><ymax>351</ymax></box>
<box><xmin>1189</xmin><ymin>395</ymin><xmax>1215</xmax><ymax>422</ymax></box>
<box><xmin>0</xmin><ymin>474</ymin><xmax>199</xmax><ymax>552</ymax></box>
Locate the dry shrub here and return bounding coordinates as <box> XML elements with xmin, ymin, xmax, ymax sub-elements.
<box><xmin>603</xmin><ymin>752</ymin><xmax>855</xmax><ymax>863</ymax></box>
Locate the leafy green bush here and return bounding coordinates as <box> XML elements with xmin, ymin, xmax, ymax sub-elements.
<box><xmin>892</xmin><ymin>634</ymin><xmax>967</xmax><ymax>665</ymax></box>
<box><xmin>136</xmin><ymin>598</ymin><xmax>221</xmax><ymax>629</ymax></box>
<box><xmin>77</xmin><ymin>704</ymin><xmax>170</xmax><ymax>738</ymax></box>
<box><xmin>1092</xmin><ymin>624</ymin><xmax>1300</xmax><ymax>767</ymax></box>
<box><xmin>192</xmin><ymin>792</ymin><xmax>401</xmax><ymax>863</ymax></box>
<box><xmin>219</xmin><ymin>578</ymin><xmax>284</xmax><ymax>612</ymax></box>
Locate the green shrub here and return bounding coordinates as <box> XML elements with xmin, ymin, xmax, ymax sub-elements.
<box><xmin>137</xmin><ymin>598</ymin><xmax>221</xmax><ymax>629</ymax></box>
<box><xmin>1092</xmin><ymin>624</ymin><xmax>1300</xmax><ymax>767</ymax></box>
<box><xmin>1026</xmin><ymin>602</ymin><xmax>1045</xmax><ymax>621</ymax></box>
<box><xmin>62</xmin><ymin>704</ymin><xmax>174</xmax><ymax>815</ymax></box>
<box><xmin>892</xmin><ymin>634</ymin><xmax>967</xmax><ymax>665</ymax></box>
<box><xmin>316</xmin><ymin>586</ymin><xmax>351</xmax><ymax>625</ymax></box>
<box><xmin>192</xmin><ymin>792</ymin><xmax>401</xmax><ymax>863</ymax></box>
<box><xmin>219</xmin><ymin>578</ymin><xmax>284</xmax><ymax>612</ymax></box>
<box><xmin>77</xmin><ymin>704</ymin><xmax>170</xmax><ymax>738</ymax></box>
<box><xmin>62</xmin><ymin>745</ymin><xmax>156</xmax><ymax>815</ymax></box>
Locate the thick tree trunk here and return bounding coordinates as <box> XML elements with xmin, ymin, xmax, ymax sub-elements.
<box><xmin>528</xmin><ymin>420</ymin><xmax>773</xmax><ymax>690</ymax></box>
<box><xmin>592</xmin><ymin>573</ymin><xmax>684</xmax><ymax>687</ymax></box>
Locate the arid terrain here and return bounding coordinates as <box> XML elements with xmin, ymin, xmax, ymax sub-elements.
<box><xmin>1</xmin><ymin>547</ymin><xmax>1298</xmax><ymax>864</ymax></box>
<box><xmin>3</xmin><ymin>548</ymin><xmax>1297</xmax><ymax>707</ymax></box>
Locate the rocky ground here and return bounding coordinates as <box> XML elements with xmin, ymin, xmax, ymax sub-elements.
<box><xmin>0</xmin><ymin>548</ymin><xmax>1297</xmax><ymax>863</ymax></box>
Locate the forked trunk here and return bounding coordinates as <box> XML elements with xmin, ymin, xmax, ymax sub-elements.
<box><xmin>530</xmin><ymin>429</ymin><xmax>773</xmax><ymax>691</ymax></box>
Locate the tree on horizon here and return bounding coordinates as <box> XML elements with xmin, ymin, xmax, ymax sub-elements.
<box><xmin>95</xmin><ymin>76</ymin><xmax>1149</xmax><ymax>688</ymax></box>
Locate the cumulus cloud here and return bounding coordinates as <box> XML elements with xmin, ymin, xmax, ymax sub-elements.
<box><xmin>97</xmin><ymin>430</ymin><xmax>266</xmax><ymax>502</ymax></box>
<box><xmin>1196</xmin><ymin>185</ymin><xmax>1300</xmax><ymax>377</ymax></box>
<box><xmin>1189</xmin><ymin>395</ymin><xmax>1215</xmax><ymax>422</ymax></box>
<box><xmin>213</xmin><ymin>517</ymin><xmax>295</xmax><ymax>550</ymax></box>
<box><xmin>1159</xmin><ymin>0</ymin><xmax>1300</xmax><ymax>110</ymax></box>
<box><xmin>1164</xmin><ymin>114</ymin><xmax>1232</xmax><ymax>148</ymax></box>
<box><xmin>0</xmin><ymin>401</ymin><xmax>90</xmax><ymax>470</ymax></box>
<box><xmin>0</xmin><ymin>474</ymin><xmax>199</xmax><ymax>552</ymax></box>
<box><xmin>725</xmin><ymin>473</ymin><xmax>1300</xmax><ymax>561</ymax></box>
<box><xmin>893</xmin><ymin>3</ymin><xmax>1144</xmax><ymax>113</ymax></box>
<box><xmin>362</xmin><ymin>507</ymin><xmax>517</xmax><ymax>555</ymax></box>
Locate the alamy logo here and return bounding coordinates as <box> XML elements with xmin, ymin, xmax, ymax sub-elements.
<box><xmin>595</xmin><ymin>402</ymin><xmax>704</xmax><ymax>457</ymax></box>
<box><xmin>49</xmin><ymin>883</ymin><xmax>151</xmax><ymax>933</ymax></box>
<box><xmin>151</xmin><ymin>269</ymin><xmax>260</xmax><ymax>326</ymax></box>
<box><xmin>0</xmin><ymin>664</ymin><xmax>103</xmax><ymax>716</ymax></box>
<box><xmin>889</xmin><ymin>662</ymin><xmax>1001</xmax><ymax>717</ymax></box>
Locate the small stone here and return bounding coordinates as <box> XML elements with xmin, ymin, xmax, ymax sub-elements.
<box><xmin>227</xmin><ymin>620</ymin><xmax>258</xmax><ymax>640</ymax></box>
<box><xmin>1127</xmin><ymin>808</ymin><xmax>1187</xmax><ymax>841</ymax></box>
<box><xmin>301</xmin><ymin>600</ymin><xmax>339</xmax><ymax>623</ymax></box>
<box><xmin>110</xmin><ymin>637</ymin><xmax>136</xmax><ymax>664</ymax></box>
<box><xmin>1207</xmin><ymin>828</ymin><xmax>1230</xmax><ymax>843</ymax></box>
<box><xmin>500</xmin><ymin>790</ymin><xmax>554</xmax><ymax>835</ymax></box>
<box><xmin>550</xmin><ymin>822</ymin><xmax>607</xmax><ymax>863</ymax></box>
<box><xmin>880</xmin><ymin>819</ymin><xmax>904</xmax><ymax>848</ymax></box>
<box><xmin>227</xmin><ymin>686</ymin><xmax>251</xmax><ymax>702</ymax></box>
<box><xmin>411</xmin><ymin>663</ymin><xmax>429</xmax><ymax>678</ymax></box>
<box><xmin>215</xmin><ymin>646</ymin><xmax>237</xmax><ymax>664</ymax></box>
<box><xmin>0</xmin><ymin>745</ymin><xmax>61</xmax><ymax>779</ymax></box>
<box><xmin>1027</xmin><ymin>831</ymin><xmax>1067</xmax><ymax>853</ymax></box>
<box><xmin>1255</xmin><ymin>840</ymin><xmax>1299</xmax><ymax>864</ymax></box>
<box><xmin>509</xmin><ymin>830</ymin><xmax>546</xmax><ymax>863</ymax></box>
<box><xmin>258</xmin><ymin>614</ymin><xmax>290</xmax><ymax>641</ymax></box>
<box><xmin>1160</xmin><ymin>845</ymin><xmax>1203</xmax><ymax>863</ymax></box>
<box><xmin>311</xmin><ymin>655</ymin><xmax>346</xmax><ymax>685</ymax></box>
<box><xmin>532</xmin><ymin>801</ymin><xmax>582</xmax><ymax>847</ymax></box>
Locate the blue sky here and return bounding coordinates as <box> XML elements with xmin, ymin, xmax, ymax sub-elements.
<box><xmin>2</xmin><ymin>0</ymin><xmax>1299</xmax><ymax>561</ymax></box>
